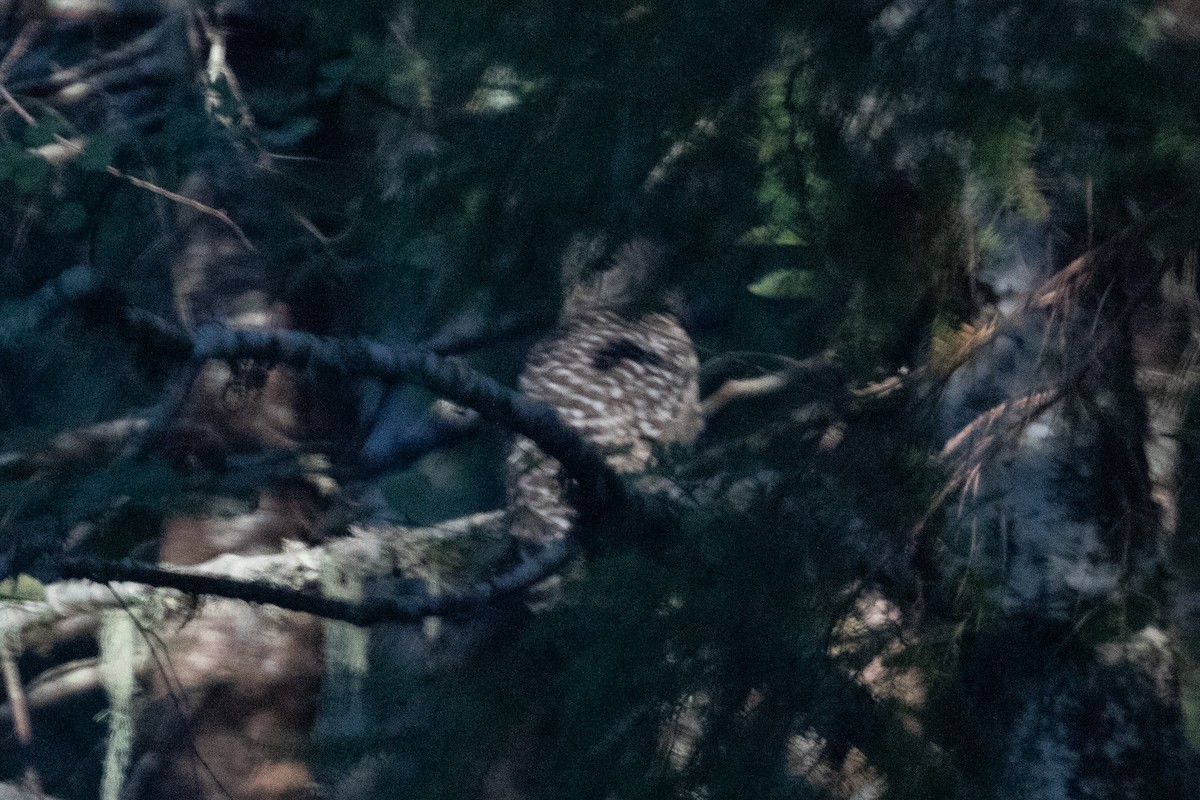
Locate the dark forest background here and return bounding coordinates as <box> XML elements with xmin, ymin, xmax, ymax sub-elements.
<box><xmin>2</xmin><ymin>2</ymin><xmax>1200</xmax><ymax>799</ymax></box>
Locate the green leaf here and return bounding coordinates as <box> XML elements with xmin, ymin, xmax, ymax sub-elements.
<box><xmin>748</xmin><ymin>269</ymin><xmax>817</xmax><ymax>299</ymax></box>
<box><xmin>0</xmin><ymin>574</ymin><xmax>45</xmax><ymax>602</ymax></box>
<box><xmin>977</xmin><ymin>120</ymin><xmax>1049</xmax><ymax>222</ymax></box>
<box><xmin>12</xmin><ymin>155</ymin><xmax>50</xmax><ymax>193</ymax></box>
<box><xmin>23</xmin><ymin>116</ymin><xmax>64</xmax><ymax>148</ymax></box>
<box><xmin>737</xmin><ymin>226</ymin><xmax>805</xmax><ymax>246</ymax></box>
<box><xmin>46</xmin><ymin>202</ymin><xmax>86</xmax><ymax>234</ymax></box>
<box><xmin>77</xmin><ymin>134</ymin><xmax>118</xmax><ymax>172</ymax></box>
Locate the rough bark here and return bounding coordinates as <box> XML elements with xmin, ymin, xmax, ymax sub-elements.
<box><xmin>940</xmin><ymin>233</ymin><xmax>1199</xmax><ymax>798</ymax></box>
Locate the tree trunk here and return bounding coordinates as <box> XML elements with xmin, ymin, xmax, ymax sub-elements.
<box><xmin>940</xmin><ymin>239</ymin><xmax>1200</xmax><ymax>798</ymax></box>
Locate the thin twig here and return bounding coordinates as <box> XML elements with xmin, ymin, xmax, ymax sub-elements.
<box><xmin>0</xmin><ymin>648</ymin><xmax>43</xmax><ymax>794</ymax></box>
<box><xmin>0</xmin><ymin>21</ymin><xmax>43</xmax><ymax>85</ymax></box>
<box><xmin>110</xmin><ymin>168</ymin><xmax>255</xmax><ymax>251</ymax></box>
<box><xmin>0</xmin><ymin>83</ymin><xmax>35</xmax><ymax>124</ymax></box>
<box><xmin>0</xmin><ymin>82</ymin><xmax>255</xmax><ymax>250</ymax></box>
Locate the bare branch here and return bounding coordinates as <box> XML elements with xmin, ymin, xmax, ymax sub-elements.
<box><xmin>703</xmin><ymin>374</ymin><xmax>791</xmax><ymax>418</ymax></box>
<box><xmin>0</xmin><ymin>264</ymin><xmax>101</xmax><ymax>347</ymax></box>
<box><xmin>1</xmin><ymin>265</ymin><xmax>182</xmax><ymax>361</ymax></box>
<box><xmin>0</xmin><ymin>22</ymin><xmax>43</xmax><ymax>85</ymax></box>
<box><xmin>0</xmin><ymin>418</ymin><xmax>147</xmax><ymax>479</ymax></box>
<box><xmin>5</xmin><ymin>273</ymin><xmax>629</xmax><ymax>519</ymax></box>
<box><xmin>10</xmin><ymin>16</ymin><xmax>181</xmax><ymax>99</ymax></box>
<box><xmin>0</xmin><ymin>658</ymin><xmax>103</xmax><ymax>720</ymax></box>
<box><xmin>60</xmin><ymin>537</ymin><xmax>570</xmax><ymax>626</ymax></box>
<box><xmin>188</xmin><ymin>324</ymin><xmax>632</xmax><ymax>522</ymax></box>
<box><xmin>700</xmin><ymin>352</ymin><xmax>846</xmax><ymax>417</ymax></box>
<box><xmin>0</xmin><ymin>649</ymin><xmax>41</xmax><ymax>793</ymax></box>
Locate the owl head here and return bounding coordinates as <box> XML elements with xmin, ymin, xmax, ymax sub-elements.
<box><xmin>561</xmin><ymin>234</ymin><xmax>670</xmax><ymax>319</ymax></box>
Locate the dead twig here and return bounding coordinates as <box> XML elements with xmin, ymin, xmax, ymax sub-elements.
<box><xmin>8</xmin><ymin>657</ymin><xmax>103</xmax><ymax>714</ymax></box>
<box><xmin>0</xmin><ymin>648</ymin><xmax>42</xmax><ymax>794</ymax></box>
<box><xmin>0</xmin><ymin>83</ymin><xmax>256</xmax><ymax>251</ymax></box>
<box><xmin>0</xmin><ymin>21</ymin><xmax>43</xmax><ymax>85</ymax></box>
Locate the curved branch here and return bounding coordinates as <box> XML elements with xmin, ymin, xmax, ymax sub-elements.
<box><xmin>0</xmin><ymin>265</ymin><xmax>192</xmax><ymax>358</ymax></box>
<box><xmin>189</xmin><ymin>324</ymin><xmax>630</xmax><ymax>521</ymax></box>
<box><xmin>0</xmin><ymin>265</ymin><xmax>100</xmax><ymax>347</ymax></box>
<box><xmin>11</xmin><ymin>271</ymin><xmax>626</xmax><ymax>516</ymax></box>
<box><xmin>5</xmin><ymin>277</ymin><xmax>634</xmax><ymax>529</ymax></box>
<box><xmin>60</xmin><ymin>538</ymin><xmax>570</xmax><ymax>626</ymax></box>
<box><xmin>422</xmin><ymin>308</ymin><xmax>551</xmax><ymax>355</ymax></box>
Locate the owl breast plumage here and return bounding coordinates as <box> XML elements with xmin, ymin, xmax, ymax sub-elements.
<box><xmin>506</xmin><ymin>307</ymin><xmax>701</xmax><ymax>544</ymax></box>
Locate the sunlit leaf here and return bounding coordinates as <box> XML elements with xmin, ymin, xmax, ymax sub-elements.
<box><xmin>737</xmin><ymin>226</ymin><xmax>805</xmax><ymax>246</ymax></box>
<box><xmin>748</xmin><ymin>268</ymin><xmax>817</xmax><ymax>299</ymax></box>
<box><xmin>0</xmin><ymin>574</ymin><xmax>45</xmax><ymax>602</ymax></box>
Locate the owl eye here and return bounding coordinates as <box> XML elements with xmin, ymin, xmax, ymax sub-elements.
<box><xmin>591</xmin><ymin>338</ymin><xmax>664</xmax><ymax>371</ymax></box>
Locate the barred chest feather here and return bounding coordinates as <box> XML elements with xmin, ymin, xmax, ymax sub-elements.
<box><xmin>506</xmin><ymin>309</ymin><xmax>701</xmax><ymax>544</ymax></box>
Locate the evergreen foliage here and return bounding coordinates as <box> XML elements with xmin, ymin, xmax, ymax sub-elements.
<box><xmin>2</xmin><ymin>1</ymin><xmax>1200</xmax><ymax>798</ymax></box>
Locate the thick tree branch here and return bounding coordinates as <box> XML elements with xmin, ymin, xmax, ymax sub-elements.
<box><xmin>187</xmin><ymin>324</ymin><xmax>632</xmax><ymax>525</ymax></box>
<box><xmin>60</xmin><ymin>537</ymin><xmax>570</xmax><ymax>626</ymax></box>
<box><xmin>0</xmin><ymin>265</ymin><xmax>100</xmax><ymax>347</ymax></box>
<box><xmin>1</xmin><ymin>276</ymin><xmax>679</xmax><ymax>627</ymax></box>
<box><xmin>3</xmin><ymin>270</ymin><xmax>631</xmax><ymax>526</ymax></box>
<box><xmin>0</xmin><ymin>418</ymin><xmax>148</xmax><ymax>479</ymax></box>
<box><xmin>0</xmin><ymin>265</ymin><xmax>192</xmax><ymax>359</ymax></box>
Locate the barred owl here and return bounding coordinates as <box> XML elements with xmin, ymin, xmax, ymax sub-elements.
<box><xmin>506</xmin><ymin>237</ymin><xmax>702</xmax><ymax>545</ymax></box>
